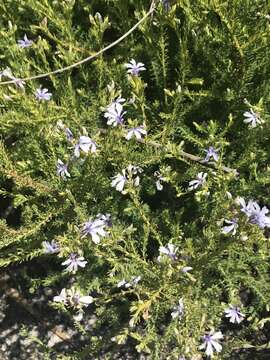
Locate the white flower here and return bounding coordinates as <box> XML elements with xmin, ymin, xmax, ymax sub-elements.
<box><xmin>154</xmin><ymin>171</ymin><xmax>165</xmax><ymax>191</ymax></box>
<box><xmin>53</xmin><ymin>287</ymin><xmax>94</xmax><ymax>310</ymax></box>
<box><xmin>117</xmin><ymin>276</ymin><xmax>141</xmax><ymax>289</ymax></box>
<box><xmin>126</xmin><ymin>126</ymin><xmax>147</xmax><ymax>140</ymax></box>
<box><xmin>131</xmin><ymin>275</ymin><xmax>141</xmax><ymax>285</ymax></box>
<box><xmin>117</xmin><ymin>279</ymin><xmax>127</xmax><ymax>288</ymax></box>
<box><xmin>188</xmin><ymin>172</ymin><xmax>207</xmax><ymax>190</ymax></box>
<box><xmin>125</xmin><ymin>59</ymin><xmax>146</xmax><ymax>76</ymax></box>
<box><xmin>182</xmin><ymin>266</ymin><xmax>193</xmax><ymax>273</ymax></box>
<box><xmin>35</xmin><ymin>87</ymin><xmax>52</xmax><ymax>101</ymax></box>
<box><xmin>53</xmin><ymin>288</ymin><xmax>67</xmax><ymax>304</ymax></box>
<box><xmin>243</xmin><ymin>109</ymin><xmax>263</xmax><ymax>128</ymax></box>
<box><xmin>199</xmin><ymin>330</ymin><xmax>223</xmax><ymax>357</ymax></box>
<box><xmin>112</xmin><ymin>96</ymin><xmax>125</xmax><ymax>104</ymax></box>
<box><xmin>74</xmin><ymin>136</ymin><xmax>97</xmax><ymax>157</ymax></box>
<box><xmin>111</xmin><ymin>170</ymin><xmax>127</xmax><ymax>193</ymax></box>
<box><xmin>224</xmin><ymin>305</ymin><xmax>245</xmax><ymax>324</ymax></box>
<box><xmin>126</xmin><ymin>164</ymin><xmax>142</xmax><ymax>187</ymax></box>
<box><xmin>111</xmin><ymin>165</ymin><xmax>142</xmax><ymax>193</ymax></box>
<box><xmin>171</xmin><ymin>298</ymin><xmax>184</xmax><ymax>319</ymax></box>
<box><xmin>68</xmin><ymin>287</ymin><xmax>94</xmax><ymax>308</ymax></box>
<box><xmin>158</xmin><ymin>243</ymin><xmax>178</xmax><ymax>262</ymax></box>
<box><xmin>61</xmin><ymin>253</ymin><xmax>87</xmax><ymax>273</ymax></box>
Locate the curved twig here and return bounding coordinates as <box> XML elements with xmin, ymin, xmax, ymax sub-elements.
<box><xmin>98</xmin><ymin>129</ymin><xmax>238</xmax><ymax>174</ymax></box>
<box><xmin>137</xmin><ymin>138</ymin><xmax>239</xmax><ymax>175</ymax></box>
<box><xmin>0</xmin><ymin>2</ymin><xmax>156</xmax><ymax>86</ymax></box>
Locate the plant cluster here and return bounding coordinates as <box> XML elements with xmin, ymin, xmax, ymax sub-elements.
<box><xmin>1</xmin><ymin>0</ymin><xmax>270</xmax><ymax>359</ymax></box>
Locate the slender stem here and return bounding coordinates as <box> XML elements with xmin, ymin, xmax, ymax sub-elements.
<box><xmin>0</xmin><ymin>2</ymin><xmax>156</xmax><ymax>86</ymax></box>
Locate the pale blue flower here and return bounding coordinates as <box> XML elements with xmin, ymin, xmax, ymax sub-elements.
<box><xmin>126</xmin><ymin>126</ymin><xmax>147</xmax><ymax>140</ymax></box>
<box><xmin>35</xmin><ymin>87</ymin><xmax>52</xmax><ymax>101</ymax></box>
<box><xmin>125</xmin><ymin>59</ymin><xmax>146</xmax><ymax>76</ymax></box>
<box><xmin>222</xmin><ymin>219</ymin><xmax>238</xmax><ymax>235</ymax></box>
<box><xmin>188</xmin><ymin>172</ymin><xmax>207</xmax><ymax>190</ymax></box>
<box><xmin>204</xmin><ymin>146</ymin><xmax>219</xmax><ymax>162</ymax></box>
<box><xmin>74</xmin><ymin>136</ymin><xmax>97</xmax><ymax>157</ymax></box>
<box><xmin>56</xmin><ymin>159</ymin><xmax>70</xmax><ymax>179</ymax></box>
<box><xmin>238</xmin><ymin>197</ymin><xmax>254</xmax><ymax>217</ymax></box>
<box><xmin>17</xmin><ymin>34</ymin><xmax>33</xmax><ymax>48</ymax></box>
<box><xmin>250</xmin><ymin>204</ymin><xmax>270</xmax><ymax>229</ymax></box>
<box><xmin>65</xmin><ymin>128</ymin><xmax>73</xmax><ymax>142</ymax></box>
<box><xmin>104</xmin><ymin>102</ymin><xmax>126</xmax><ymax>127</ymax></box>
<box><xmin>239</xmin><ymin>198</ymin><xmax>270</xmax><ymax>229</ymax></box>
<box><xmin>199</xmin><ymin>331</ymin><xmax>223</xmax><ymax>357</ymax></box>
<box><xmin>158</xmin><ymin>243</ymin><xmax>178</xmax><ymax>262</ymax></box>
<box><xmin>42</xmin><ymin>240</ymin><xmax>60</xmax><ymax>254</ymax></box>
<box><xmin>224</xmin><ymin>305</ymin><xmax>245</xmax><ymax>324</ymax></box>
<box><xmin>61</xmin><ymin>253</ymin><xmax>87</xmax><ymax>273</ymax></box>
<box><xmin>81</xmin><ymin>217</ymin><xmax>107</xmax><ymax>244</ymax></box>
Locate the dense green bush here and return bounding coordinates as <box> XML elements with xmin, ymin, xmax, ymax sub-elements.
<box><xmin>1</xmin><ymin>0</ymin><xmax>270</xmax><ymax>358</ymax></box>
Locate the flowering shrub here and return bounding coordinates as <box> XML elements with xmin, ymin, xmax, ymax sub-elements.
<box><xmin>0</xmin><ymin>0</ymin><xmax>270</xmax><ymax>358</ymax></box>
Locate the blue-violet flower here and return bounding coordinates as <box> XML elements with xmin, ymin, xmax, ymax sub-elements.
<box><xmin>222</xmin><ymin>219</ymin><xmax>238</xmax><ymax>235</ymax></box>
<box><xmin>199</xmin><ymin>330</ymin><xmax>223</xmax><ymax>357</ymax></box>
<box><xmin>204</xmin><ymin>146</ymin><xmax>219</xmax><ymax>162</ymax></box>
<box><xmin>126</xmin><ymin>126</ymin><xmax>147</xmax><ymax>140</ymax></box>
<box><xmin>81</xmin><ymin>217</ymin><xmax>107</xmax><ymax>244</ymax></box>
<box><xmin>17</xmin><ymin>34</ymin><xmax>33</xmax><ymax>48</ymax></box>
<box><xmin>224</xmin><ymin>305</ymin><xmax>245</xmax><ymax>324</ymax></box>
<box><xmin>74</xmin><ymin>136</ymin><xmax>97</xmax><ymax>157</ymax></box>
<box><xmin>56</xmin><ymin>159</ymin><xmax>70</xmax><ymax>179</ymax></box>
<box><xmin>42</xmin><ymin>240</ymin><xmax>60</xmax><ymax>254</ymax></box>
<box><xmin>104</xmin><ymin>102</ymin><xmax>126</xmax><ymax>127</ymax></box>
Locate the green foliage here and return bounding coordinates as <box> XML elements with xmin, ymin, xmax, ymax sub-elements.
<box><xmin>1</xmin><ymin>0</ymin><xmax>270</xmax><ymax>358</ymax></box>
